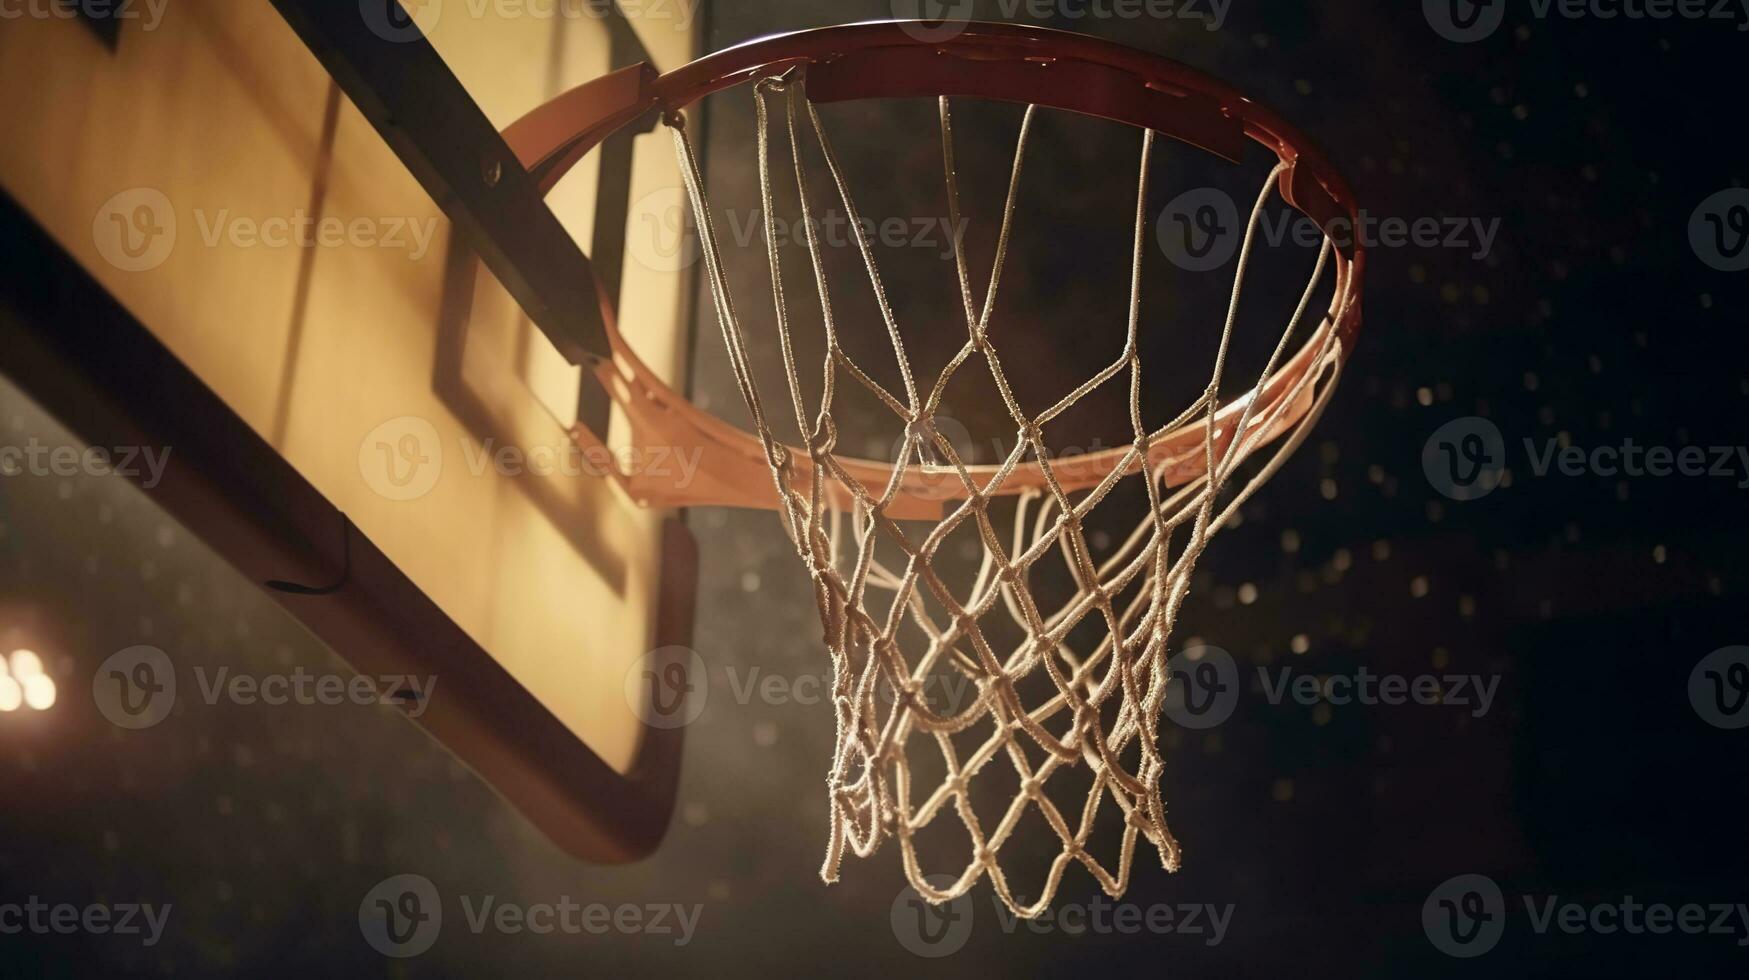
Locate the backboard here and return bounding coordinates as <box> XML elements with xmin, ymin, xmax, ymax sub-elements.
<box><xmin>0</xmin><ymin>0</ymin><xmax>704</xmax><ymax>859</ymax></box>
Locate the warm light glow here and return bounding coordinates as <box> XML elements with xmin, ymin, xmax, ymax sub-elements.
<box><xmin>22</xmin><ymin>674</ymin><xmax>55</xmax><ymax>711</ymax></box>
<box><xmin>0</xmin><ymin>676</ymin><xmax>20</xmax><ymax>713</ymax></box>
<box><xmin>8</xmin><ymin>649</ymin><xmax>43</xmax><ymax>677</ymax></box>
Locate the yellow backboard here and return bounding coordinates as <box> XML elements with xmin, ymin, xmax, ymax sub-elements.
<box><xmin>0</xmin><ymin>0</ymin><xmax>703</xmax><ymax>859</ymax></box>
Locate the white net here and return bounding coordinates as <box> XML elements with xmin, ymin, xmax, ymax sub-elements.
<box><xmin>668</xmin><ymin>76</ymin><xmax>1354</xmax><ymax>918</ymax></box>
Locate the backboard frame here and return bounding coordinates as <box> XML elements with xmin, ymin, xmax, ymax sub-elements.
<box><xmin>267</xmin><ymin>0</ymin><xmax>615</xmax><ymax>364</ymax></box>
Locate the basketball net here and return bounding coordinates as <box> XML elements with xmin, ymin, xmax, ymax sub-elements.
<box><xmin>665</xmin><ymin>75</ymin><xmax>1352</xmax><ymax>918</ymax></box>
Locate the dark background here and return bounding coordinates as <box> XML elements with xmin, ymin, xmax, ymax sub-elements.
<box><xmin>4</xmin><ymin>0</ymin><xmax>1749</xmax><ymax>976</ymax></box>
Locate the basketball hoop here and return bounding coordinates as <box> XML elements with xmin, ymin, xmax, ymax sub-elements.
<box><xmin>509</xmin><ymin>21</ymin><xmax>1363</xmax><ymax>917</ymax></box>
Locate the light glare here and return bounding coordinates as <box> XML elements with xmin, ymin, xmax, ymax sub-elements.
<box><xmin>22</xmin><ymin>674</ymin><xmax>56</xmax><ymax>711</ymax></box>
